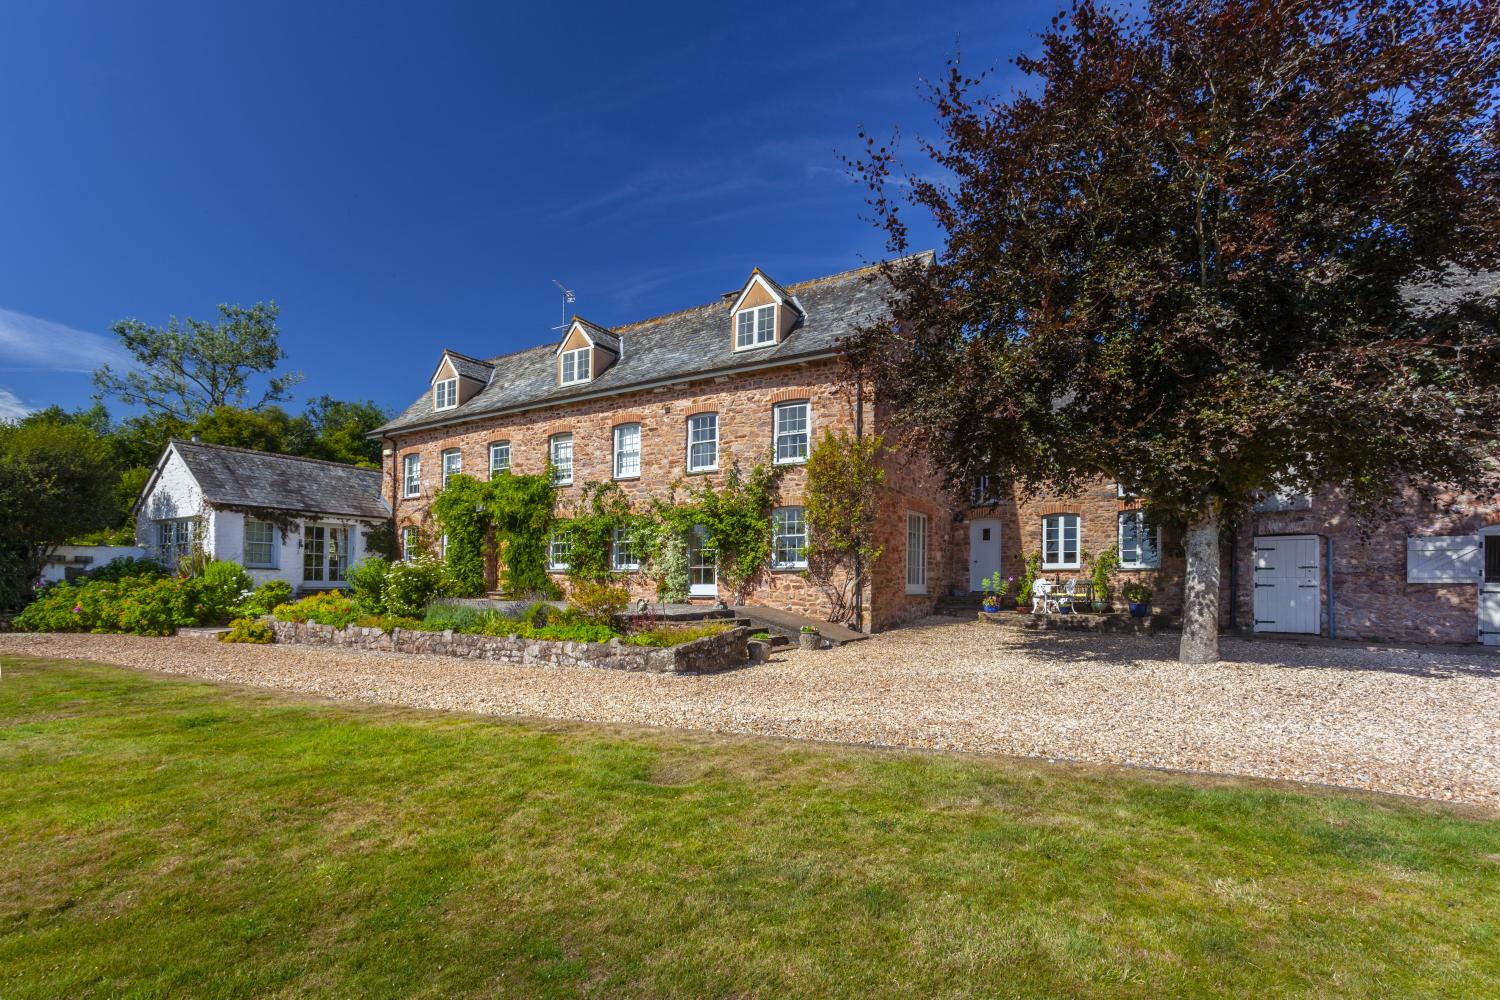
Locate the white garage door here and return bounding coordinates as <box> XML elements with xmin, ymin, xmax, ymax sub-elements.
<box><xmin>1253</xmin><ymin>535</ymin><xmax>1321</xmax><ymax>634</ymax></box>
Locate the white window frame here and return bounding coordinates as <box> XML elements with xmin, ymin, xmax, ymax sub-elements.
<box><xmin>433</xmin><ymin>377</ymin><xmax>458</xmax><ymax>410</ymax></box>
<box><xmin>613</xmin><ymin>423</ymin><xmax>640</xmax><ymax>480</ymax></box>
<box><xmin>243</xmin><ymin>518</ymin><xmax>276</xmax><ymax>568</ymax></box>
<box><xmin>771</xmin><ymin>506</ymin><xmax>808</xmax><ymax>570</ymax></box>
<box><xmin>156</xmin><ymin>517</ymin><xmax>196</xmax><ymax>569</ymax></box>
<box><xmin>1042</xmin><ymin>514</ymin><xmax>1081</xmax><ymax>570</ymax></box>
<box><xmin>734</xmin><ymin>304</ymin><xmax>777</xmax><ymax>350</ymax></box>
<box><xmin>489</xmin><ymin>441</ymin><xmax>510</xmax><ymax>477</ymax></box>
<box><xmin>401</xmin><ymin>525</ymin><xmax>418</xmax><ymax>562</ymax></box>
<box><xmin>772</xmin><ymin>401</ymin><xmax>810</xmax><ymax>465</ymax></box>
<box><xmin>302</xmin><ymin>523</ymin><xmax>350</xmax><ymax>584</ymax></box>
<box><xmin>559</xmin><ymin>347</ymin><xmax>591</xmax><ymax>386</ymax></box>
<box><xmin>548</xmin><ymin>530</ymin><xmax>571</xmax><ymax>572</ymax></box>
<box><xmin>550</xmin><ymin>432</ymin><xmax>573</xmax><ymax>485</ymax></box>
<box><xmin>1117</xmin><ymin>510</ymin><xmax>1160</xmax><ymax>569</ymax></box>
<box><xmin>610</xmin><ymin>525</ymin><xmax>639</xmax><ymax>571</ymax></box>
<box><xmin>441</xmin><ymin>448</ymin><xmax>462</xmax><ymax>488</ymax></box>
<box><xmin>687</xmin><ymin>413</ymin><xmax>718</xmax><ymax>473</ymax></box>
<box><xmin>402</xmin><ymin>453</ymin><xmax>421</xmax><ymax>497</ymax></box>
<box><xmin>905</xmin><ymin>512</ymin><xmax>928</xmax><ymax>594</ymax></box>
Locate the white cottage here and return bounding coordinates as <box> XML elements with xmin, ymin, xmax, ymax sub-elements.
<box><xmin>134</xmin><ymin>439</ymin><xmax>392</xmax><ymax>589</ymax></box>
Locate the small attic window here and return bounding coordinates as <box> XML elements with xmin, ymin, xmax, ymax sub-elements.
<box><xmin>560</xmin><ymin>346</ymin><xmax>591</xmax><ymax>386</ymax></box>
<box><xmin>434</xmin><ymin>377</ymin><xmax>458</xmax><ymax>410</ymax></box>
<box><xmin>735</xmin><ymin>304</ymin><xmax>776</xmax><ymax>350</ymax></box>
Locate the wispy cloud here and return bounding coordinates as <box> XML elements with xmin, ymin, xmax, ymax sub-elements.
<box><xmin>0</xmin><ymin>307</ymin><xmax>130</xmax><ymax>374</ymax></box>
<box><xmin>0</xmin><ymin>387</ymin><xmax>31</xmax><ymax>420</ymax></box>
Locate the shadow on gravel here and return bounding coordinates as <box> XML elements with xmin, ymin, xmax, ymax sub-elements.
<box><xmin>979</xmin><ymin>623</ymin><xmax>1500</xmax><ymax>680</ymax></box>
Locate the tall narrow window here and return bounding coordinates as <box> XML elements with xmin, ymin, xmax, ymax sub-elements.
<box><xmin>560</xmin><ymin>347</ymin><xmax>591</xmax><ymax>385</ymax></box>
<box><xmin>613</xmin><ymin>423</ymin><xmax>640</xmax><ymax>479</ymax></box>
<box><xmin>156</xmin><ymin>518</ymin><xmax>196</xmax><ymax>570</ymax></box>
<box><xmin>1484</xmin><ymin>535</ymin><xmax>1500</xmax><ymax>585</ymax></box>
<box><xmin>548</xmin><ymin>530</ymin><xmax>571</xmax><ymax>571</ymax></box>
<box><xmin>441</xmin><ymin>448</ymin><xmax>462</xmax><ymax>488</ymax></box>
<box><xmin>402</xmin><ymin>453</ymin><xmax>421</xmax><ymax>497</ymax></box>
<box><xmin>687</xmin><ymin>413</ymin><xmax>718</xmax><ymax>472</ymax></box>
<box><xmin>771</xmin><ymin>506</ymin><xmax>807</xmax><ymax>569</ymax></box>
<box><xmin>1042</xmin><ymin>514</ymin><xmax>1081</xmax><ymax>569</ymax></box>
<box><xmin>243</xmin><ymin>519</ymin><xmax>275</xmax><ymax>568</ymax></box>
<box><xmin>489</xmin><ymin>441</ymin><xmax>510</xmax><ymax>477</ymax></box>
<box><xmin>434</xmin><ymin>378</ymin><xmax>457</xmax><ymax>410</ymax></box>
<box><xmin>401</xmin><ymin>525</ymin><xmax>417</xmax><ymax>562</ymax></box>
<box><xmin>734</xmin><ymin>304</ymin><xmax>776</xmax><ymax>349</ymax></box>
<box><xmin>905</xmin><ymin>512</ymin><xmax>928</xmax><ymax>594</ymax></box>
<box><xmin>550</xmin><ymin>433</ymin><xmax>573</xmax><ymax>485</ymax></box>
<box><xmin>1118</xmin><ymin>511</ymin><xmax>1160</xmax><ymax>569</ymax></box>
<box><xmin>773</xmin><ymin>401</ymin><xmax>810</xmax><ymax>464</ymax></box>
<box><xmin>611</xmin><ymin>525</ymin><xmax>639</xmax><ymax>571</ymax></box>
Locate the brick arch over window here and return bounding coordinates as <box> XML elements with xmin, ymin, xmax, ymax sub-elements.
<box><xmin>1036</xmin><ymin>502</ymin><xmax>1081</xmax><ymax>517</ymax></box>
<box><xmin>768</xmin><ymin>388</ymin><xmax>810</xmax><ymax>405</ymax></box>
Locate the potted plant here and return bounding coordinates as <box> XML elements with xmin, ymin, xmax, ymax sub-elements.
<box><xmin>1123</xmin><ymin>581</ymin><xmax>1152</xmax><ymax>618</ymax></box>
<box><xmin>980</xmin><ymin>571</ymin><xmax>1012</xmax><ymax>613</ymax></box>
<box><xmin>1015</xmin><ymin>553</ymin><xmax>1041</xmax><ymax>613</ymax></box>
<box><xmin>798</xmin><ymin>624</ymin><xmax>821</xmax><ymax>650</ymax></box>
<box><xmin>1089</xmin><ymin>547</ymin><xmax>1118</xmax><ymax>613</ymax></box>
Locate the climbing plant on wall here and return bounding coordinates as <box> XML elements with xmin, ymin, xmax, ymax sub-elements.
<box><xmin>670</xmin><ymin>458</ymin><xmax>784</xmax><ymax>604</ymax></box>
<box><xmin>430</xmin><ymin>470</ymin><xmax>558</xmax><ymax>598</ymax></box>
<box><xmin>562</xmin><ymin>481</ymin><xmax>638</xmax><ymax>585</ymax></box>
<box><xmin>804</xmin><ymin>430</ymin><xmax>885</xmax><ymax>627</ymax></box>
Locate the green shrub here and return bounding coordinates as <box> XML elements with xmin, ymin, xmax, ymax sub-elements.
<box><xmin>462</xmin><ymin>613</ymin><xmax>615</xmax><ymax>644</ymax></box>
<box><xmin>221</xmin><ymin>617</ymin><xmax>274</xmax><ymax>644</ymax></box>
<box><xmin>384</xmin><ymin>557</ymin><xmax>448</xmax><ymax>618</ymax></box>
<box><xmin>86</xmin><ymin>556</ymin><xmax>168</xmax><ymax>583</ymax></box>
<box><xmin>420</xmin><ymin>603</ymin><xmax>483</xmax><ymax>631</ymax></box>
<box><xmin>352</xmin><ymin>614</ymin><xmax>422</xmax><ymax>632</ymax></box>
<box><xmin>183</xmin><ymin>560</ymin><xmax>254</xmax><ymax>625</ymax></box>
<box><xmin>348</xmin><ymin>557</ymin><xmax>391</xmax><ymax>614</ymax></box>
<box><xmin>273</xmin><ymin>591</ymin><xmax>361</xmax><ymax>628</ymax></box>
<box><xmin>519</xmin><ymin>601</ymin><xmax>557</xmax><ymax>628</ymax></box>
<box><xmin>568</xmin><ymin>580</ymin><xmax>629</xmax><ymax>626</ymax></box>
<box><xmin>239</xmin><ymin>580</ymin><xmax>293</xmax><ymax>617</ymax></box>
<box><xmin>13</xmin><ymin>577</ymin><xmax>195</xmax><ymax>636</ymax></box>
<box><xmin>624</xmin><ymin>622</ymin><xmax>731</xmax><ymax>647</ymax></box>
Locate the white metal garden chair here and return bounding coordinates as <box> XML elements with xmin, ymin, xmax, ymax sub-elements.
<box><xmin>1056</xmin><ymin>578</ymin><xmax>1079</xmax><ymax>613</ymax></box>
<box><xmin>1031</xmin><ymin>578</ymin><xmax>1059</xmax><ymax>614</ymax></box>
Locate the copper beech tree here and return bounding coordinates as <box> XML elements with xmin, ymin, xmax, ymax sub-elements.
<box><xmin>846</xmin><ymin>0</ymin><xmax>1500</xmax><ymax>662</ymax></box>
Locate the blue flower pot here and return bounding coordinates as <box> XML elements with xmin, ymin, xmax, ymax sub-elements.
<box><xmin>1127</xmin><ymin>602</ymin><xmax>1150</xmax><ymax>618</ymax></box>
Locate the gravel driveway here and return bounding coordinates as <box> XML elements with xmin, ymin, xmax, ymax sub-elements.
<box><xmin>5</xmin><ymin>619</ymin><xmax>1498</xmax><ymax>807</ymax></box>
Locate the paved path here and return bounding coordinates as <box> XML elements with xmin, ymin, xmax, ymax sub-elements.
<box><xmin>4</xmin><ymin>618</ymin><xmax>1497</xmax><ymax>807</ymax></box>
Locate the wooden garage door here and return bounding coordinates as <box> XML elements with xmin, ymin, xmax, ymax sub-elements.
<box><xmin>1253</xmin><ymin>535</ymin><xmax>1321</xmax><ymax>634</ymax></box>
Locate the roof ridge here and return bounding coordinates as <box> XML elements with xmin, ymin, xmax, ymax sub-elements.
<box><xmin>171</xmin><ymin>438</ymin><xmax>382</xmax><ymax>474</ymax></box>
<box><xmin>442</xmin><ymin>347</ymin><xmax>495</xmax><ymax>366</ymax></box>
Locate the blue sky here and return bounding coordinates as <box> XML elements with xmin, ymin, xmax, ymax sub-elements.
<box><xmin>0</xmin><ymin>0</ymin><xmax>1053</xmax><ymax>421</ymax></box>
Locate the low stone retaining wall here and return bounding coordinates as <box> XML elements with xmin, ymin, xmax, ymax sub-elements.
<box><xmin>269</xmin><ymin>619</ymin><xmax>749</xmax><ymax>674</ymax></box>
<box><xmin>979</xmin><ymin>610</ymin><xmax>1174</xmax><ymax>635</ymax></box>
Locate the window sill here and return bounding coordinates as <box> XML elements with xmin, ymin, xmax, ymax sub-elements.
<box><xmin>1041</xmin><ymin>564</ymin><xmax>1080</xmax><ymax>572</ymax></box>
<box><xmin>773</xmin><ymin>458</ymin><xmax>808</xmax><ymax>467</ymax></box>
<box><xmin>612</xmin><ymin>565</ymin><xmax>641</xmax><ymax>573</ymax></box>
<box><xmin>770</xmin><ymin>564</ymin><xmax>808</xmax><ymax>573</ymax></box>
<box><xmin>612</xmin><ymin>475</ymin><xmax>641</xmax><ymax>482</ymax></box>
<box><xmin>1118</xmin><ymin>564</ymin><xmax>1159</xmax><ymax>572</ymax></box>
<box><xmin>244</xmin><ymin>564</ymin><xmax>276</xmax><ymax>570</ymax></box>
<box><xmin>685</xmin><ymin>467</ymin><xmax>718</xmax><ymax>476</ymax></box>
<box><xmin>904</xmin><ymin>587</ymin><xmax>928</xmax><ymax>596</ymax></box>
<box><xmin>731</xmin><ymin>341</ymin><xmax>777</xmax><ymax>353</ymax></box>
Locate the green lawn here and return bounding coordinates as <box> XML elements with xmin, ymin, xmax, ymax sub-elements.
<box><xmin>1</xmin><ymin>656</ymin><xmax>1496</xmax><ymax>998</ymax></box>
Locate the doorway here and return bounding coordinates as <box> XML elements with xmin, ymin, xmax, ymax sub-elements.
<box><xmin>969</xmin><ymin>518</ymin><xmax>1002</xmax><ymax>592</ymax></box>
<box><xmin>688</xmin><ymin>525</ymin><xmax>717</xmax><ymax>598</ymax></box>
<box><xmin>1252</xmin><ymin>534</ymin><xmax>1321</xmax><ymax>634</ymax></box>
<box><xmin>1481</xmin><ymin>530</ymin><xmax>1500</xmax><ymax>646</ymax></box>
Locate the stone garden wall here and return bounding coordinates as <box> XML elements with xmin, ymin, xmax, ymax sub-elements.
<box><xmin>270</xmin><ymin>619</ymin><xmax>749</xmax><ymax>674</ymax></box>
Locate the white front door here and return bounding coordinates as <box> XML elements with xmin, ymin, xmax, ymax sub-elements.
<box><xmin>1481</xmin><ymin>532</ymin><xmax>1500</xmax><ymax>646</ymax></box>
<box><xmin>969</xmin><ymin>518</ymin><xmax>1002</xmax><ymax>592</ymax></box>
<box><xmin>1252</xmin><ymin>535</ymin><xmax>1321</xmax><ymax>634</ymax></box>
<box><xmin>688</xmin><ymin>525</ymin><xmax>717</xmax><ymax>598</ymax></box>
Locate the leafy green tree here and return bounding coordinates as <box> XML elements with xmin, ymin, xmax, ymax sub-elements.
<box><xmin>296</xmin><ymin>396</ymin><xmax>388</xmax><ymax>468</ymax></box>
<box><xmin>190</xmin><ymin>405</ymin><xmax>297</xmax><ymax>453</ymax></box>
<box><xmin>0</xmin><ymin>419</ymin><xmax>119</xmax><ymax>607</ymax></box>
<box><xmin>93</xmin><ymin>301</ymin><xmax>302</xmax><ymax>420</ymax></box>
<box><xmin>848</xmin><ymin>0</ymin><xmax>1500</xmax><ymax>662</ymax></box>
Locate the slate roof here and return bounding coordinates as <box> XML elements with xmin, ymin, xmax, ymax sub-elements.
<box><xmin>1402</xmin><ymin>267</ymin><xmax>1500</xmax><ymax>318</ymax></box>
<box><xmin>440</xmin><ymin>350</ymin><xmax>496</xmax><ymax>383</ymax></box>
<box><xmin>167</xmin><ymin>439</ymin><xmax>391</xmax><ymax>519</ymax></box>
<box><xmin>567</xmin><ymin>316</ymin><xmax>621</xmax><ymax>354</ymax></box>
<box><xmin>373</xmin><ymin>256</ymin><xmax>921</xmax><ymax>437</ymax></box>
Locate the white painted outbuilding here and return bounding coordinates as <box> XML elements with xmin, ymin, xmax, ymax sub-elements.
<box><xmin>134</xmin><ymin>439</ymin><xmax>391</xmax><ymax>590</ymax></box>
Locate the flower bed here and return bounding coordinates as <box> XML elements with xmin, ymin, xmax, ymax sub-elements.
<box><xmin>269</xmin><ymin>618</ymin><xmax>750</xmax><ymax>674</ymax></box>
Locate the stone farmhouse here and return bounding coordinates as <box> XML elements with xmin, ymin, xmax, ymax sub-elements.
<box><xmin>372</xmin><ymin>260</ymin><xmax>1499</xmax><ymax>644</ymax></box>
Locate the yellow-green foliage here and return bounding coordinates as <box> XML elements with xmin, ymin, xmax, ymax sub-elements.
<box><xmin>272</xmin><ymin>591</ymin><xmax>360</xmax><ymax>628</ymax></box>
<box><xmin>220</xmin><ymin>617</ymin><xmax>274</xmax><ymax>644</ymax></box>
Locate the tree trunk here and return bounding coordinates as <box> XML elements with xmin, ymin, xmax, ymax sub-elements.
<box><xmin>1178</xmin><ymin>505</ymin><xmax>1221</xmax><ymax>664</ymax></box>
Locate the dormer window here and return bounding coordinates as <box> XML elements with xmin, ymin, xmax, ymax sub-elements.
<box><xmin>560</xmin><ymin>346</ymin><xmax>591</xmax><ymax>386</ymax></box>
<box><xmin>735</xmin><ymin>304</ymin><xmax>776</xmax><ymax>350</ymax></box>
<box><xmin>433</xmin><ymin>377</ymin><xmax>458</xmax><ymax>410</ymax></box>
